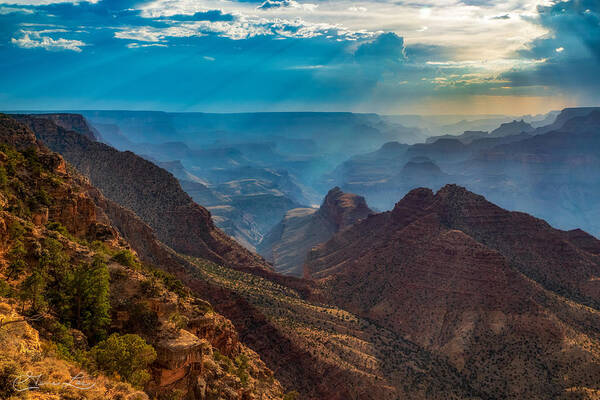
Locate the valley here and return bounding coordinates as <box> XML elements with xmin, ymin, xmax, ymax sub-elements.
<box><xmin>2</xmin><ymin>1</ymin><xmax>599</xmax><ymax>398</ymax></box>
<box><xmin>1</xmin><ymin>108</ymin><xmax>600</xmax><ymax>400</ymax></box>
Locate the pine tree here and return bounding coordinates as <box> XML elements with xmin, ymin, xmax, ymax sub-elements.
<box><xmin>72</xmin><ymin>256</ymin><xmax>111</xmax><ymax>342</ymax></box>
<box><xmin>19</xmin><ymin>268</ymin><xmax>47</xmax><ymax>313</ymax></box>
<box><xmin>90</xmin><ymin>333</ymin><xmax>156</xmax><ymax>388</ymax></box>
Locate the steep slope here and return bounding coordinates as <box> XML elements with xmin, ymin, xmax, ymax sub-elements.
<box><xmin>0</xmin><ymin>114</ymin><xmax>284</xmax><ymax>399</ymax></box>
<box><xmin>306</xmin><ymin>185</ymin><xmax>600</xmax><ymax>399</ymax></box>
<box><xmin>30</xmin><ymin>113</ymin><xmax>100</xmax><ymax>141</ymax></box>
<box><xmin>184</xmin><ymin>257</ymin><xmax>482</xmax><ymax>400</ymax></box>
<box><xmin>12</xmin><ymin>114</ymin><xmax>268</xmax><ymax>269</ymax></box>
<box><xmin>258</xmin><ymin>187</ymin><xmax>372</xmax><ymax>276</ymax></box>
<box><xmin>0</xmin><ymin>302</ymin><xmax>146</xmax><ymax>400</ymax></box>
<box><xmin>3</xmin><ymin>113</ymin><xmax>469</xmax><ymax>399</ymax></box>
<box><xmin>155</xmin><ymin>160</ymin><xmax>309</xmax><ymax>251</ymax></box>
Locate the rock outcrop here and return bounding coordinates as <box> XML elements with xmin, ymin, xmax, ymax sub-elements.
<box><xmin>258</xmin><ymin>187</ymin><xmax>372</xmax><ymax>276</ymax></box>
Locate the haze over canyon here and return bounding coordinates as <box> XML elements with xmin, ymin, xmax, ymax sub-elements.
<box><xmin>2</xmin><ymin>0</ymin><xmax>600</xmax><ymax>399</ymax></box>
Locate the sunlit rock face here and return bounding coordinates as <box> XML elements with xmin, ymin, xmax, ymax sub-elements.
<box><xmin>259</xmin><ymin>187</ymin><xmax>372</xmax><ymax>276</ymax></box>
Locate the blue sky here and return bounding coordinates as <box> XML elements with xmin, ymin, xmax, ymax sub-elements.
<box><xmin>0</xmin><ymin>0</ymin><xmax>598</xmax><ymax>114</ymax></box>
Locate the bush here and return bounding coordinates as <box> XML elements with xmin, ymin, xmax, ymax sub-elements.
<box><xmin>7</xmin><ymin>239</ymin><xmax>27</xmax><ymax>279</ymax></box>
<box><xmin>140</xmin><ymin>278</ymin><xmax>161</xmax><ymax>297</ymax></box>
<box><xmin>234</xmin><ymin>354</ymin><xmax>249</xmax><ymax>386</ymax></box>
<box><xmin>90</xmin><ymin>333</ymin><xmax>157</xmax><ymax>389</ymax></box>
<box><xmin>149</xmin><ymin>268</ymin><xmax>187</xmax><ymax>298</ymax></box>
<box><xmin>0</xmin><ymin>280</ymin><xmax>16</xmax><ymax>298</ymax></box>
<box><xmin>0</xmin><ymin>166</ymin><xmax>7</xmax><ymax>188</ymax></box>
<box><xmin>0</xmin><ymin>362</ymin><xmax>21</xmax><ymax>399</ymax></box>
<box><xmin>168</xmin><ymin>312</ymin><xmax>188</xmax><ymax>330</ymax></box>
<box><xmin>36</xmin><ymin>189</ymin><xmax>52</xmax><ymax>207</ymax></box>
<box><xmin>7</xmin><ymin>221</ymin><xmax>25</xmax><ymax>240</ymax></box>
<box><xmin>46</xmin><ymin>221</ymin><xmax>70</xmax><ymax>236</ymax></box>
<box><xmin>111</xmin><ymin>250</ymin><xmax>140</xmax><ymax>269</ymax></box>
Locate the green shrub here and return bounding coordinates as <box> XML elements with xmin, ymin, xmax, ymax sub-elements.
<box><xmin>19</xmin><ymin>268</ymin><xmax>48</xmax><ymax>313</ymax></box>
<box><xmin>140</xmin><ymin>278</ymin><xmax>161</xmax><ymax>297</ymax></box>
<box><xmin>36</xmin><ymin>189</ymin><xmax>52</xmax><ymax>207</ymax></box>
<box><xmin>148</xmin><ymin>268</ymin><xmax>187</xmax><ymax>298</ymax></box>
<box><xmin>0</xmin><ymin>280</ymin><xmax>16</xmax><ymax>298</ymax></box>
<box><xmin>168</xmin><ymin>312</ymin><xmax>189</xmax><ymax>330</ymax></box>
<box><xmin>0</xmin><ymin>362</ymin><xmax>21</xmax><ymax>399</ymax></box>
<box><xmin>0</xmin><ymin>166</ymin><xmax>7</xmax><ymax>188</ymax></box>
<box><xmin>234</xmin><ymin>354</ymin><xmax>249</xmax><ymax>386</ymax></box>
<box><xmin>111</xmin><ymin>250</ymin><xmax>140</xmax><ymax>269</ymax></box>
<box><xmin>46</xmin><ymin>221</ymin><xmax>70</xmax><ymax>236</ymax></box>
<box><xmin>7</xmin><ymin>239</ymin><xmax>27</xmax><ymax>279</ymax></box>
<box><xmin>90</xmin><ymin>333</ymin><xmax>157</xmax><ymax>389</ymax></box>
<box><xmin>7</xmin><ymin>221</ymin><xmax>25</xmax><ymax>240</ymax></box>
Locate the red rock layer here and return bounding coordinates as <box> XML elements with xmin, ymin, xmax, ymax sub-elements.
<box><xmin>306</xmin><ymin>185</ymin><xmax>600</xmax><ymax>398</ymax></box>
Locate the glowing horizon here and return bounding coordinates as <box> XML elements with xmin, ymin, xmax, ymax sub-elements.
<box><xmin>0</xmin><ymin>0</ymin><xmax>598</xmax><ymax>114</ymax></box>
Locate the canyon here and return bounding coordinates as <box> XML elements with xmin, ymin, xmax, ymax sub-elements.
<box><xmin>2</xmin><ymin>110</ymin><xmax>600</xmax><ymax>399</ymax></box>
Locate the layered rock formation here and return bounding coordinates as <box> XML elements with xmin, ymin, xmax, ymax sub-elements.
<box><xmin>12</xmin><ymin>114</ymin><xmax>268</xmax><ymax>270</ymax></box>
<box><xmin>0</xmin><ymin>114</ymin><xmax>285</xmax><ymax>400</ymax></box>
<box><xmin>332</xmin><ymin>107</ymin><xmax>600</xmax><ymax>236</ymax></box>
<box><xmin>31</xmin><ymin>113</ymin><xmax>100</xmax><ymax>141</ymax></box>
<box><xmin>306</xmin><ymin>184</ymin><xmax>600</xmax><ymax>398</ymax></box>
<box><xmin>258</xmin><ymin>187</ymin><xmax>372</xmax><ymax>276</ymax></box>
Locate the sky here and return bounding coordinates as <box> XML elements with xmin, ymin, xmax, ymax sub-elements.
<box><xmin>0</xmin><ymin>0</ymin><xmax>598</xmax><ymax>115</ymax></box>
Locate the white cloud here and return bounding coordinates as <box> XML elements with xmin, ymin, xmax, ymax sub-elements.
<box><xmin>114</xmin><ymin>16</ymin><xmax>375</xmax><ymax>42</ymax></box>
<box><xmin>0</xmin><ymin>6</ymin><xmax>33</xmax><ymax>14</ymax></box>
<box><xmin>257</xmin><ymin>0</ymin><xmax>317</xmax><ymax>12</ymax></box>
<box><xmin>127</xmin><ymin>42</ymin><xmax>168</xmax><ymax>48</ymax></box>
<box><xmin>0</xmin><ymin>0</ymin><xmax>99</xmax><ymax>4</ymax></box>
<box><xmin>139</xmin><ymin>0</ymin><xmax>548</xmax><ymax>63</ymax></box>
<box><xmin>11</xmin><ymin>30</ymin><xmax>87</xmax><ymax>52</ymax></box>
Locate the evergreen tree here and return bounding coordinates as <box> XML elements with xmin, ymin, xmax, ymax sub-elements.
<box><xmin>19</xmin><ymin>268</ymin><xmax>47</xmax><ymax>313</ymax></box>
<box><xmin>72</xmin><ymin>256</ymin><xmax>111</xmax><ymax>342</ymax></box>
<box><xmin>90</xmin><ymin>333</ymin><xmax>157</xmax><ymax>388</ymax></box>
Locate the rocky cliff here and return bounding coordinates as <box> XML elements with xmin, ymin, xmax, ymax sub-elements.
<box><xmin>12</xmin><ymin>114</ymin><xmax>268</xmax><ymax>270</ymax></box>
<box><xmin>31</xmin><ymin>113</ymin><xmax>100</xmax><ymax>141</ymax></box>
<box><xmin>306</xmin><ymin>185</ymin><xmax>600</xmax><ymax>399</ymax></box>
<box><xmin>0</xmin><ymin>114</ymin><xmax>285</xmax><ymax>400</ymax></box>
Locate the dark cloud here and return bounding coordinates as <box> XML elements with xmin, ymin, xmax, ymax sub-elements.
<box><xmin>501</xmin><ymin>0</ymin><xmax>600</xmax><ymax>102</ymax></box>
<box><xmin>404</xmin><ymin>43</ymin><xmax>453</xmax><ymax>62</ymax></box>
<box><xmin>355</xmin><ymin>32</ymin><xmax>406</xmax><ymax>63</ymax></box>
<box><xmin>491</xmin><ymin>14</ymin><xmax>510</xmax><ymax>20</ymax></box>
